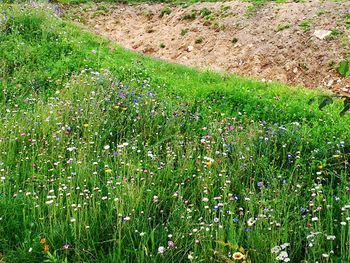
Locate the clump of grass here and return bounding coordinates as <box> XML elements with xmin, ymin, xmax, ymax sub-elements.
<box><xmin>181</xmin><ymin>10</ymin><xmax>197</xmax><ymax>20</ymax></box>
<box><xmin>276</xmin><ymin>22</ymin><xmax>290</xmax><ymax>31</ymax></box>
<box><xmin>195</xmin><ymin>37</ymin><xmax>203</xmax><ymax>44</ymax></box>
<box><xmin>327</xmin><ymin>27</ymin><xmax>342</xmax><ymax>39</ymax></box>
<box><xmin>245</xmin><ymin>5</ymin><xmax>257</xmax><ymax>18</ymax></box>
<box><xmin>143</xmin><ymin>9</ymin><xmax>154</xmax><ymax>19</ymax></box>
<box><xmin>337</xmin><ymin>60</ymin><xmax>350</xmax><ymax>77</ymax></box>
<box><xmin>219</xmin><ymin>5</ymin><xmax>231</xmax><ymax>17</ymax></box>
<box><xmin>344</xmin><ymin>13</ymin><xmax>350</xmax><ymax>29</ymax></box>
<box><xmin>200</xmin><ymin>7</ymin><xmax>211</xmax><ymax>17</ymax></box>
<box><xmin>180</xmin><ymin>28</ymin><xmax>189</xmax><ymax>36</ymax></box>
<box><xmin>299</xmin><ymin>19</ymin><xmax>311</xmax><ymax>31</ymax></box>
<box><xmin>159</xmin><ymin>43</ymin><xmax>165</xmax><ymax>48</ymax></box>
<box><xmin>159</xmin><ymin>6</ymin><xmax>171</xmax><ymax>17</ymax></box>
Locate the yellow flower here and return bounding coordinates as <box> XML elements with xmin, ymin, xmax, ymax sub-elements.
<box><xmin>232</xmin><ymin>252</ymin><xmax>244</xmax><ymax>260</ymax></box>
<box><xmin>83</xmin><ymin>123</ymin><xmax>89</xmax><ymax>128</ymax></box>
<box><xmin>206</xmin><ymin>160</ymin><xmax>213</xmax><ymax>166</ymax></box>
<box><xmin>105</xmin><ymin>168</ymin><xmax>112</xmax><ymax>173</ymax></box>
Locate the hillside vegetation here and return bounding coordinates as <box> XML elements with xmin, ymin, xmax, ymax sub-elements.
<box><xmin>0</xmin><ymin>3</ymin><xmax>350</xmax><ymax>263</ymax></box>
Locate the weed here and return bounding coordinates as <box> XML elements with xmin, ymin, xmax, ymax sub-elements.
<box><xmin>181</xmin><ymin>10</ymin><xmax>197</xmax><ymax>20</ymax></box>
<box><xmin>299</xmin><ymin>19</ymin><xmax>311</xmax><ymax>31</ymax></box>
<box><xmin>276</xmin><ymin>22</ymin><xmax>290</xmax><ymax>31</ymax></box>
<box><xmin>231</xmin><ymin>37</ymin><xmax>238</xmax><ymax>44</ymax></box>
<box><xmin>180</xmin><ymin>28</ymin><xmax>189</xmax><ymax>36</ymax></box>
<box><xmin>200</xmin><ymin>7</ymin><xmax>211</xmax><ymax>18</ymax></box>
<box><xmin>159</xmin><ymin>6</ymin><xmax>171</xmax><ymax>17</ymax></box>
<box><xmin>195</xmin><ymin>37</ymin><xmax>203</xmax><ymax>44</ymax></box>
<box><xmin>337</xmin><ymin>60</ymin><xmax>350</xmax><ymax>77</ymax></box>
<box><xmin>143</xmin><ymin>9</ymin><xmax>154</xmax><ymax>19</ymax></box>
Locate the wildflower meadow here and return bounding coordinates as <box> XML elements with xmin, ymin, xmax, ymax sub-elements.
<box><xmin>0</xmin><ymin>3</ymin><xmax>350</xmax><ymax>263</ymax></box>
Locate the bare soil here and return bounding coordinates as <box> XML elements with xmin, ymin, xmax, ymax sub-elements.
<box><xmin>64</xmin><ymin>0</ymin><xmax>350</xmax><ymax>94</ymax></box>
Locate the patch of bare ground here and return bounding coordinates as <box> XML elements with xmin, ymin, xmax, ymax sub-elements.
<box><xmin>64</xmin><ymin>0</ymin><xmax>350</xmax><ymax>94</ymax></box>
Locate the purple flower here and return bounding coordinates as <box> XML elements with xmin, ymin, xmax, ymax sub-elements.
<box><xmin>257</xmin><ymin>181</ymin><xmax>264</xmax><ymax>187</ymax></box>
<box><xmin>300</xmin><ymin>207</ymin><xmax>306</xmax><ymax>215</ymax></box>
<box><xmin>147</xmin><ymin>91</ymin><xmax>155</xmax><ymax>97</ymax></box>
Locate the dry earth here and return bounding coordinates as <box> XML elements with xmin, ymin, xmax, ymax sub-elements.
<box><xmin>64</xmin><ymin>0</ymin><xmax>350</xmax><ymax>93</ymax></box>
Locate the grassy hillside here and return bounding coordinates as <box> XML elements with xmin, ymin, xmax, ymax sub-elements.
<box><xmin>0</xmin><ymin>3</ymin><xmax>350</xmax><ymax>263</ymax></box>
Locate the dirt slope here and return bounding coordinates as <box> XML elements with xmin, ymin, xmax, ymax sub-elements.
<box><xmin>64</xmin><ymin>1</ymin><xmax>350</xmax><ymax>93</ymax></box>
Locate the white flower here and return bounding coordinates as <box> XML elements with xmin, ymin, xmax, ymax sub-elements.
<box><xmin>280</xmin><ymin>243</ymin><xmax>290</xmax><ymax>249</ymax></box>
<box><xmin>103</xmin><ymin>145</ymin><xmax>110</xmax><ymax>150</ymax></box>
<box><xmin>158</xmin><ymin>246</ymin><xmax>165</xmax><ymax>254</ymax></box>
<box><xmin>247</xmin><ymin>218</ymin><xmax>256</xmax><ymax>226</ymax></box>
<box><xmin>271</xmin><ymin>246</ymin><xmax>281</xmax><ymax>254</ymax></box>
<box><xmin>276</xmin><ymin>251</ymin><xmax>289</xmax><ymax>261</ymax></box>
<box><xmin>326</xmin><ymin>235</ymin><xmax>336</xmax><ymax>240</ymax></box>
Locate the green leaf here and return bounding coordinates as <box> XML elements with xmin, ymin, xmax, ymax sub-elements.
<box><xmin>337</xmin><ymin>60</ymin><xmax>350</xmax><ymax>77</ymax></box>
<box><xmin>318</xmin><ymin>96</ymin><xmax>333</xmax><ymax>110</ymax></box>
<box><xmin>308</xmin><ymin>97</ymin><xmax>317</xmax><ymax>105</ymax></box>
<box><xmin>340</xmin><ymin>97</ymin><xmax>350</xmax><ymax>116</ymax></box>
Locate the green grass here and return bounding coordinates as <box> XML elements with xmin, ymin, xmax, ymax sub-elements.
<box><xmin>1</xmin><ymin>3</ymin><xmax>350</xmax><ymax>263</ymax></box>
<box><xmin>299</xmin><ymin>19</ymin><xmax>312</xmax><ymax>31</ymax></box>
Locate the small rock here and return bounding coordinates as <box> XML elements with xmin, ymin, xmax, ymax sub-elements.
<box><xmin>293</xmin><ymin>67</ymin><xmax>298</xmax><ymax>74</ymax></box>
<box><xmin>187</xmin><ymin>45</ymin><xmax>194</xmax><ymax>52</ymax></box>
<box><xmin>326</xmin><ymin>79</ymin><xmax>334</xmax><ymax>87</ymax></box>
<box><xmin>314</xmin><ymin>29</ymin><xmax>332</xmax><ymax>40</ymax></box>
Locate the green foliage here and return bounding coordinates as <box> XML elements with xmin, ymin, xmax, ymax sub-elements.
<box><xmin>309</xmin><ymin>95</ymin><xmax>350</xmax><ymax>117</ymax></box>
<box><xmin>180</xmin><ymin>28</ymin><xmax>189</xmax><ymax>36</ymax></box>
<box><xmin>200</xmin><ymin>7</ymin><xmax>211</xmax><ymax>17</ymax></box>
<box><xmin>337</xmin><ymin>60</ymin><xmax>350</xmax><ymax>77</ymax></box>
<box><xmin>159</xmin><ymin>6</ymin><xmax>171</xmax><ymax>17</ymax></box>
<box><xmin>276</xmin><ymin>22</ymin><xmax>290</xmax><ymax>31</ymax></box>
<box><xmin>181</xmin><ymin>10</ymin><xmax>197</xmax><ymax>20</ymax></box>
<box><xmin>195</xmin><ymin>37</ymin><xmax>203</xmax><ymax>44</ymax></box>
<box><xmin>299</xmin><ymin>19</ymin><xmax>311</xmax><ymax>31</ymax></box>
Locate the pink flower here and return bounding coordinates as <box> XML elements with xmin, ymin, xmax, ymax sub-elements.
<box><xmin>167</xmin><ymin>240</ymin><xmax>174</xmax><ymax>247</ymax></box>
<box><xmin>158</xmin><ymin>246</ymin><xmax>165</xmax><ymax>254</ymax></box>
